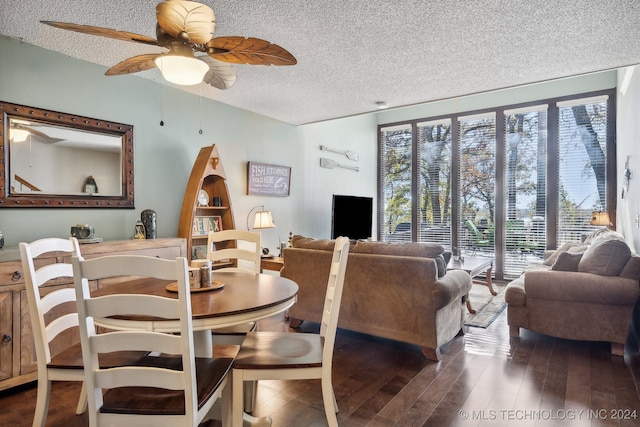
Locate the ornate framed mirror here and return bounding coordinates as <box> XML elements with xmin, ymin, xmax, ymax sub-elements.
<box><xmin>0</xmin><ymin>101</ymin><xmax>134</xmax><ymax>208</ymax></box>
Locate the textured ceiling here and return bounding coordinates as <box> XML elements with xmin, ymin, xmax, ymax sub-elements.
<box><xmin>1</xmin><ymin>0</ymin><xmax>639</xmax><ymax>125</ymax></box>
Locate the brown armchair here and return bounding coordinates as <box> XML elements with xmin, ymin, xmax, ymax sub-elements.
<box><xmin>506</xmin><ymin>230</ymin><xmax>640</xmax><ymax>355</ymax></box>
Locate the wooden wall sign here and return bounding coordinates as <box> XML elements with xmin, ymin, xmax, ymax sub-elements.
<box><xmin>247</xmin><ymin>162</ymin><xmax>291</xmax><ymax>196</ymax></box>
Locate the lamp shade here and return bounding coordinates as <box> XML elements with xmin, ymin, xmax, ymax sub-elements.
<box><xmin>590</xmin><ymin>211</ymin><xmax>610</xmax><ymax>226</ymax></box>
<box><xmin>154</xmin><ymin>54</ymin><xmax>209</xmax><ymax>85</ymax></box>
<box><xmin>253</xmin><ymin>210</ymin><xmax>276</xmax><ymax>229</ymax></box>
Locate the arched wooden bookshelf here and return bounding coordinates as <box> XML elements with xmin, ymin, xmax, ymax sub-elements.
<box><xmin>178</xmin><ymin>144</ymin><xmax>236</xmax><ymax>262</ymax></box>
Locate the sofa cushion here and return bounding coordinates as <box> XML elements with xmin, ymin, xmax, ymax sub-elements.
<box><xmin>352</xmin><ymin>241</ymin><xmax>447</xmax><ymax>277</ymax></box>
<box><xmin>291</xmin><ymin>235</ymin><xmax>342</xmax><ymax>251</ymax></box>
<box><xmin>577</xmin><ymin>233</ymin><xmax>631</xmax><ymax>276</ymax></box>
<box><xmin>551</xmin><ymin>251</ymin><xmax>583</xmax><ymax>272</ymax></box>
<box><xmin>290</xmin><ymin>236</ymin><xmax>448</xmax><ymax>276</ymax></box>
<box><xmin>567</xmin><ymin>244</ymin><xmax>589</xmax><ymax>254</ymax></box>
<box><xmin>524</xmin><ymin>262</ymin><xmax>552</xmax><ymax>272</ymax></box>
<box><xmin>351</xmin><ymin>241</ymin><xmax>443</xmax><ymax>256</ymax></box>
<box><xmin>620</xmin><ymin>255</ymin><xmax>640</xmax><ymax>282</ymax></box>
<box><xmin>544</xmin><ymin>242</ymin><xmax>579</xmax><ymax>266</ymax></box>
<box><xmin>582</xmin><ymin>227</ymin><xmax>615</xmax><ymax>244</ymax></box>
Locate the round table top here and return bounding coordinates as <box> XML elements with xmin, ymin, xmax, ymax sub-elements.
<box><xmin>92</xmin><ymin>270</ymin><xmax>298</xmax><ymax>321</ymax></box>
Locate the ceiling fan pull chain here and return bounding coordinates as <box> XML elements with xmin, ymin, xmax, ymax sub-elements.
<box><xmin>159</xmin><ymin>76</ymin><xmax>165</xmax><ymax>126</ymax></box>
<box><xmin>198</xmin><ymin>86</ymin><xmax>203</xmax><ymax>135</ymax></box>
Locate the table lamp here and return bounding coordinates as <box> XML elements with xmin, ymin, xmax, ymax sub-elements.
<box><xmin>589</xmin><ymin>211</ymin><xmax>610</xmax><ymax>227</ymax></box>
<box><xmin>247</xmin><ymin>205</ymin><xmax>276</xmax><ymax>256</ymax></box>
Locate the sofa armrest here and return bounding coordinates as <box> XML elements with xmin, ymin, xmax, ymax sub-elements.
<box><xmin>432</xmin><ymin>270</ymin><xmax>473</xmax><ymax>310</ymax></box>
<box><xmin>524</xmin><ymin>270</ymin><xmax>640</xmax><ymax>305</ymax></box>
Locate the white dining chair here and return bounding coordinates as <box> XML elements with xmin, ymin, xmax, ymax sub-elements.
<box><xmin>207</xmin><ymin>229</ymin><xmax>262</xmax><ymax>412</ymax></box>
<box><xmin>232</xmin><ymin>236</ymin><xmax>350</xmax><ymax>427</ymax></box>
<box><xmin>71</xmin><ymin>254</ymin><xmax>233</xmax><ymax>427</ymax></box>
<box><xmin>207</xmin><ymin>229</ymin><xmax>262</xmax><ymax>274</ymax></box>
<box><xmin>19</xmin><ymin>237</ymin><xmax>87</xmax><ymax>427</ymax></box>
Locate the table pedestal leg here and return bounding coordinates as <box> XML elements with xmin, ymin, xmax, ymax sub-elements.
<box><xmin>210</xmin><ymin>401</ymin><xmax>272</xmax><ymax>426</ymax></box>
<box><xmin>194</xmin><ymin>330</ymin><xmax>213</xmax><ymax>357</ymax></box>
<box><xmin>242</xmin><ymin>413</ymin><xmax>272</xmax><ymax>426</ymax></box>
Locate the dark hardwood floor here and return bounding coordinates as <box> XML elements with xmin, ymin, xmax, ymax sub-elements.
<box><xmin>2</xmin><ymin>307</ymin><xmax>640</xmax><ymax>427</ymax></box>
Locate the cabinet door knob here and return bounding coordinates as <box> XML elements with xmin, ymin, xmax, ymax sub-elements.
<box><xmin>12</xmin><ymin>271</ymin><xmax>22</xmax><ymax>281</ymax></box>
<box><xmin>1</xmin><ymin>334</ymin><xmax>11</xmax><ymax>344</ymax></box>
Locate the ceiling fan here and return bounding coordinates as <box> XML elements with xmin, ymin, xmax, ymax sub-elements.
<box><xmin>9</xmin><ymin>119</ymin><xmax>62</xmax><ymax>143</ymax></box>
<box><xmin>41</xmin><ymin>0</ymin><xmax>297</xmax><ymax>88</ymax></box>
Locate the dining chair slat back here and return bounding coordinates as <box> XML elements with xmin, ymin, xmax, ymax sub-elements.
<box><xmin>207</xmin><ymin>229</ymin><xmax>261</xmax><ymax>274</ymax></box>
<box><xmin>20</xmin><ymin>237</ymin><xmax>87</xmax><ymax>427</ymax></box>
<box><xmin>206</xmin><ymin>228</ymin><xmax>262</xmax><ymax>412</ymax></box>
<box><xmin>231</xmin><ymin>236</ymin><xmax>350</xmax><ymax>427</ymax></box>
<box><xmin>71</xmin><ymin>254</ymin><xmax>232</xmax><ymax>427</ymax></box>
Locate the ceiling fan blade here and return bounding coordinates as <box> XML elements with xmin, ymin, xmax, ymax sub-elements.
<box><xmin>200</xmin><ymin>57</ymin><xmax>237</xmax><ymax>90</ymax></box>
<box><xmin>26</xmin><ymin>128</ymin><xmax>63</xmax><ymax>143</ymax></box>
<box><xmin>206</xmin><ymin>36</ymin><xmax>297</xmax><ymax>66</ymax></box>
<box><xmin>11</xmin><ymin>124</ymin><xmax>63</xmax><ymax>143</ymax></box>
<box><xmin>105</xmin><ymin>54</ymin><xmax>161</xmax><ymax>76</ymax></box>
<box><xmin>156</xmin><ymin>1</ymin><xmax>215</xmax><ymax>44</ymax></box>
<box><xmin>40</xmin><ymin>21</ymin><xmax>159</xmax><ymax>46</ymax></box>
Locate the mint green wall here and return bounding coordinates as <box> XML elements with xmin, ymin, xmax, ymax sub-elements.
<box><xmin>0</xmin><ymin>36</ymin><xmax>304</xmax><ymax>252</ymax></box>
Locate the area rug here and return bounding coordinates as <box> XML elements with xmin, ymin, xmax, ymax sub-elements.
<box><xmin>464</xmin><ymin>283</ymin><xmax>507</xmax><ymax>328</ymax></box>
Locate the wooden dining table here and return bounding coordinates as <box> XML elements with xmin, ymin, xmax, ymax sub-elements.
<box><xmin>91</xmin><ymin>270</ymin><xmax>299</xmax><ymax>358</ymax></box>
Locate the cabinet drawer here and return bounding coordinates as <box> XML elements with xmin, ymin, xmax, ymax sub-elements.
<box><xmin>0</xmin><ymin>257</ymin><xmax>60</xmax><ymax>288</ymax></box>
<box><xmin>0</xmin><ymin>291</ymin><xmax>12</xmax><ymax>381</ymax></box>
<box><xmin>0</xmin><ymin>262</ymin><xmax>25</xmax><ymax>286</ymax></box>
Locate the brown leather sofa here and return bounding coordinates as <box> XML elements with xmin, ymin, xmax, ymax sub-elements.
<box><xmin>505</xmin><ymin>230</ymin><xmax>640</xmax><ymax>355</ymax></box>
<box><xmin>281</xmin><ymin>236</ymin><xmax>472</xmax><ymax>361</ymax></box>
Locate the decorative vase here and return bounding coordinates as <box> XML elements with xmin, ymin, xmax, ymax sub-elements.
<box><xmin>141</xmin><ymin>209</ymin><xmax>157</xmax><ymax>239</ymax></box>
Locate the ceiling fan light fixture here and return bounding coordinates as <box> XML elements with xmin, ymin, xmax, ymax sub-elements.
<box><xmin>10</xmin><ymin>128</ymin><xmax>30</xmax><ymax>142</ymax></box>
<box><xmin>155</xmin><ymin>53</ymin><xmax>209</xmax><ymax>85</ymax></box>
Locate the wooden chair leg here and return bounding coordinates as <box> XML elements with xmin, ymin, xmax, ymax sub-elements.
<box><xmin>321</xmin><ymin>376</ymin><xmax>339</xmax><ymax>427</ymax></box>
<box><xmin>243</xmin><ymin>380</ymin><xmax>257</xmax><ymax>413</ymax></box>
<box><xmin>75</xmin><ymin>381</ymin><xmax>87</xmax><ymax>414</ymax></box>
<box><xmin>232</xmin><ymin>370</ymin><xmax>245</xmax><ymax>427</ymax></box>
<box><xmin>32</xmin><ymin>378</ymin><xmax>51</xmax><ymax>427</ymax></box>
<box><xmin>220</xmin><ymin>378</ymin><xmax>232</xmax><ymax>427</ymax></box>
<box><xmin>611</xmin><ymin>342</ymin><xmax>624</xmax><ymax>356</ymax></box>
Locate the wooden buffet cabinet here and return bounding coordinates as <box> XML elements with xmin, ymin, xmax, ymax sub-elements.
<box><xmin>0</xmin><ymin>237</ymin><xmax>186</xmax><ymax>391</ymax></box>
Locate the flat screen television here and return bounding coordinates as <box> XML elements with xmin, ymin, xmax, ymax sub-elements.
<box><xmin>331</xmin><ymin>195</ymin><xmax>373</xmax><ymax>240</ymax></box>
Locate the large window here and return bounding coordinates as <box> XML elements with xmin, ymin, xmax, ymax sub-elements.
<box><xmin>417</xmin><ymin>120</ymin><xmax>452</xmax><ymax>246</ymax></box>
<box><xmin>556</xmin><ymin>96</ymin><xmax>611</xmax><ymax>243</ymax></box>
<box><xmin>502</xmin><ymin>106</ymin><xmax>547</xmax><ymax>277</ymax></box>
<box><xmin>380</xmin><ymin>124</ymin><xmax>412</xmax><ymax>242</ymax></box>
<box><xmin>458</xmin><ymin>113</ymin><xmax>496</xmax><ymax>257</ymax></box>
<box><xmin>378</xmin><ymin>90</ymin><xmax>615</xmax><ymax>279</ymax></box>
